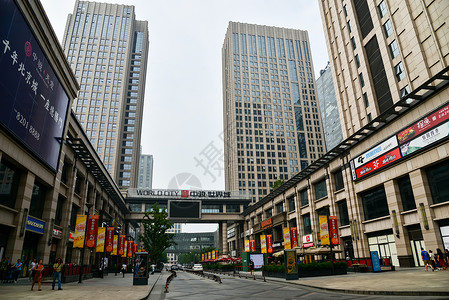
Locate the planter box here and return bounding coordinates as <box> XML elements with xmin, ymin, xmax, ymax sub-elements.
<box><xmin>299</xmin><ymin>268</ymin><xmax>347</xmax><ymax>277</ymax></box>
<box><xmin>262</xmin><ymin>271</ymin><xmax>285</xmax><ymax>278</ymax></box>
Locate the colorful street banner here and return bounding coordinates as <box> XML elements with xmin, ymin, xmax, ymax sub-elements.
<box><xmin>112</xmin><ymin>235</ymin><xmax>118</xmax><ymax>255</ymax></box>
<box><xmin>212</xmin><ymin>250</ymin><xmax>216</xmax><ymax>260</ymax></box>
<box><xmin>133</xmin><ymin>243</ymin><xmax>138</xmax><ymax>255</ymax></box>
<box><xmin>215</xmin><ymin>250</ymin><xmax>219</xmax><ymax>259</ymax></box>
<box><xmin>202</xmin><ymin>253</ymin><xmax>205</xmax><ymax>261</ymax></box>
<box><xmin>245</xmin><ymin>240</ymin><xmax>250</xmax><ymax>252</ymax></box>
<box><xmin>329</xmin><ymin>216</ymin><xmax>340</xmax><ymax>245</ymax></box>
<box><xmin>96</xmin><ymin>227</ymin><xmax>105</xmax><ymax>252</ymax></box>
<box><xmin>250</xmin><ymin>240</ymin><xmax>255</xmax><ymax>252</ymax></box>
<box><xmin>127</xmin><ymin>241</ymin><xmax>133</xmax><ymax>257</ymax></box>
<box><xmin>85</xmin><ymin>215</ymin><xmax>99</xmax><ymax>248</ymax></box>
<box><xmin>319</xmin><ymin>215</ymin><xmax>330</xmax><ymax>245</ymax></box>
<box><xmin>260</xmin><ymin>235</ymin><xmax>267</xmax><ymax>253</ymax></box>
<box><xmin>105</xmin><ymin>227</ymin><xmax>114</xmax><ymax>252</ymax></box>
<box><xmin>118</xmin><ymin>235</ymin><xmax>126</xmax><ymax>256</ymax></box>
<box><xmin>267</xmin><ymin>234</ymin><xmax>273</xmax><ymax>253</ymax></box>
<box><xmin>122</xmin><ymin>241</ymin><xmax>128</xmax><ymax>258</ymax></box>
<box><xmin>73</xmin><ymin>215</ymin><xmax>87</xmax><ymax>248</ymax></box>
<box><xmin>290</xmin><ymin>227</ymin><xmax>298</xmax><ymax>248</ymax></box>
<box><xmin>283</xmin><ymin>227</ymin><xmax>291</xmax><ymax>249</ymax></box>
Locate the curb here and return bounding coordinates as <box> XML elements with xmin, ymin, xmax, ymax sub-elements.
<box><xmin>140</xmin><ymin>272</ymin><xmax>165</xmax><ymax>300</ymax></box>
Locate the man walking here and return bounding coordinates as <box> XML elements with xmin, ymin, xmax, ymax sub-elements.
<box><xmin>421</xmin><ymin>248</ymin><xmax>433</xmax><ymax>271</ymax></box>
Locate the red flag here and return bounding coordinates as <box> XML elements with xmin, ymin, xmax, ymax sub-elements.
<box><xmin>118</xmin><ymin>235</ymin><xmax>126</xmax><ymax>255</ymax></box>
<box><xmin>267</xmin><ymin>234</ymin><xmax>273</xmax><ymax>253</ymax></box>
<box><xmin>85</xmin><ymin>215</ymin><xmax>99</xmax><ymax>248</ymax></box>
<box><xmin>105</xmin><ymin>227</ymin><xmax>114</xmax><ymax>252</ymax></box>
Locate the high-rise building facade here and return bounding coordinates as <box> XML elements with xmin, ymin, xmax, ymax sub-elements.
<box><xmin>316</xmin><ymin>62</ymin><xmax>343</xmax><ymax>151</ymax></box>
<box><xmin>62</xmin><ymin>0</ymin><xmax>149</xmax><ymax>189</ymax></box>
<box><xmin>138</xmin><ymin>154</ymin><xmax>153</xmax><ymax>189</ymax></box>
<box><xmin>223</xmin><ymin>22</ymin><xmax>326</xmax><ymax>203</ymax></box>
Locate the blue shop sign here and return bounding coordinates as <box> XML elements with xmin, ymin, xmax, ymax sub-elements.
<box><xmin>26</xmin><ymin>216</ymin><xmax>45</xmax><ymax>234</ymax></box>
<box><xmin>370</xmin><ymin>251</ymin><xmax>381</xmax><ymax>272</ymax></box>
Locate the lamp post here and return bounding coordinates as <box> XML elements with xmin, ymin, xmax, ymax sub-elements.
<box><xmin>79</xmin><ymin>202</ymin><xmax>94</xmax><ymax>283</ymax></box>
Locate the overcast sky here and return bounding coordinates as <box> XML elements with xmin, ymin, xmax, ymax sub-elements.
<box><xmin>40</xmin><ymin>0</ymin><xmax>329</xmax><ymax>232</ymax></box>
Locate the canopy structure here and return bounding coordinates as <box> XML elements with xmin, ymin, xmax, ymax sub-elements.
<box><xmin>297</xmin><ymin>247</ymin><xmax>343</xmax><ymax>255</ymax></box>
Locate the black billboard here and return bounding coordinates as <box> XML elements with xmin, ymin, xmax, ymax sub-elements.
<box><xmin>168</xmin><ymin>200</ymin><xmax>201</xmax><ymax>219</ymax></box>
<box><xmin>0</xmin><ymin>0</ymin><xmax>70</xmax><ymax>171</ymax></box>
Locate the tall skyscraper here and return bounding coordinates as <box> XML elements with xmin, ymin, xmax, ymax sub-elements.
<box><xmin>62</xmin><ymin>0</ymin><xmax>149</xmax><ymax>189</ymax></box>
<box><xmin>316</xmin><ymin>62</ymin><xmax>343</xmax><ymax>151</ymax></box>
<box><xmin>138</xmin><ymin>154</ymin><xmax>153</xmax><ymax>189</ymax></box>
<box><xmin>222</xmin><ymin>22</ymin><xmax>326</xmax><ymax>203</ymax></box>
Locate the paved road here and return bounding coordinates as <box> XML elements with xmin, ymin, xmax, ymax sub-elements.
<box><xmin>154</xmin><ymin>271</ymin><xmax>448</xmax><ymax>300</ymax></box>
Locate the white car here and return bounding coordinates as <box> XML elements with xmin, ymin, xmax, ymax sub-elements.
<box><xmin>193</xmin><ymin>264</ymin><xmax>203</xmax><ymax>271</ymax></box>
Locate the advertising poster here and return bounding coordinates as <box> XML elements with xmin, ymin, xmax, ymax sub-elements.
<box><xmin>96</xmin><ymin>227</ymin><xmax>105</xmax><ymax>253</ymax></box>
<box><xmin>122</xmin><ymin>241</ymin><xmax>128</xmax><ymax>258</ymax></box>
<box><xmin>370</xmin><ymin>251</ymin><xmax>381</xmax><ymax>272</ymax></box>
<box><xmin>353</xmin><ymin>136</ymin><xmax>398</xmax><ymax>169</ymax></box>
<box><xmin>215</xmin><ymin>250</ymin><xmax>219</xmax><ymax>259</ymax></box>
<box><xmin>118</xmin><ymin>235</ymin><xmax>126</xmax><ymax>256</ymax></box>
<box><xmin>127</xmin><ymin>241</ymin><xmax>133</xmax><ymax>257</ymax></box>
<box><xmin>319</xmin><ymin>216</ymin><xmax>329</xmax><ymax>245</ymax></box>
<box><xmin>212</xmin><ymin>250</ymin><xmax>216</xmax><ymax>260</ymax></box>
<box><xmin>202</xmin><ymin>253</ymin><xmax>204</xmax><ymax>261</ymax></box>
<box><xmin>283</xmin><ymin>227</ymin><xmax>291</xmax><ymax>249</ymax></box>
<box><xmin>105</xmin><ymin>227</ymin><xmax>114</xmax><ymax>252</ymax></box>
<box><xmin>245</xmin><ymin>240</ymin><xmax>250</xmax><ymax>252</ymax></box>
<box><xmin>112</xmin><ymin>235</ymin><xmax>118</xmax><ymax>255</ymax></box>
<box><xmin>73</xmin><ymin>215</ymin><xmax>87</xmax><ymax>248</ymax></box>
<box><xmin>329</xmin><ymin>216</ymin><xmax>339</xmax><ymax>245</ymax></box>
<box><xmin>291</xmin><ymin>227</ymin><xmax>298</xmax><ymax>248</ymax></box>
<box><xmin>85</xmin><ymin>215</ymin><xmax>99</xmax><ymax>248</ymax></box>
<box><xmin>267</xmin><ymin>234</ymin><xmax>273</xmax><ymax>253</ymax></box>
<box><xmin>400</xmin><ymin>121</ymin><xmax>449</xmax><ymax>157</ymax></box>
<box><xmin>285</xmin><ymin>250</ymin><xmax>298</xmax><ymax>275</ymax></box>
<box><xmin>260</xmin><ymin>235</ymin><xmax>267</xmax><ymax>253</ymax></box>
<box><xmin>250</xmin><ymin>240</ymin><xmax>256</xmax><ymax>252</ymax></box>
<box><xmin>356</xmin><ymin>148</ymin><xmax>401</xmax><ymax>179</ymax></box>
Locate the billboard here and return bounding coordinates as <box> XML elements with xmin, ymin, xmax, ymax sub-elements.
<box><xmin>0</xmin><ymin>0</ymin><xmax>70</xmax><ymax>171</ymax></box>
<box><xmin>168</xmin><ymin>200</ymin><xmax>201</xmax><ymax>219</ymax></box>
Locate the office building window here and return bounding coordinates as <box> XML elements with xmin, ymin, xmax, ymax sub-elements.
<box><xmin>338</xmin><ymin>200</ymin><xmax>350</xmax><ymax>226</ymax></box>
<box><xmin>426</xmin><ymin>160</ymin><xmax>449</xmax><ymax>205</ymax></box>
<box><xmin>389</xmin><ymin>40</ymin><xmax>399</xmax><ymax>59</ymax></box>
<box><xmin>333</xmin><ymin>169</ymin><xmax>344</xmax><ymax>191</ymax></box>
<box><xmin>288</xmin><ymin>196</ymin><xmax>295</xmax><ymax>211</ymax></box>
<box><xmin>383</xmin><ymin>19</ymin><xmax>393</xmax><ymax>37</ymax></box>
<box><xmin>300</xmin><ymin>188</ymin><xmax>309</xmax><ymax>206</ymax></box>
<box><xmin>361</xmin><ymin>185</ymin><xmax>389</xmax><ymax>221</ymax></box>
<box><xmin>395</xmin><ymin>62</ymin><xmax>405</xmax><ymax>81</ymax></box>
<box><xmin>397</xmin><ymin>176</ymin><xmax>416</xmax><ymax>211</ymax></box>
<box><xmin>0</xmin><ymin>161</ymin><xmax>20</xmax><ymax>209</ymax></box>
<box><xmin>303</xmin><ymin>213</ymin><xmax>312</xmax><ymax>234</ymax></box>
<box><xmin>314</xmin><ymin>179</ymin><xmax>327</xmax><ymax>200</ymax></box>
<box><xmin>378</xmin><ymin>1</ymin><xmax>388</xmax><ymax>18</ymax></box>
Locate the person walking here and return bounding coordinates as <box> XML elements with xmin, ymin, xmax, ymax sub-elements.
<box><xmin>0</xmin><ymin>257</ymin><xmax>7</xmax><ymax>282</ymax></box>
<box><xmin>31</xmin><ymin>259</ymin><xmax>44</xmax><ymax>291</ymax></box>
<box><xmin>421</xmin><ymin>248</ymin><xmax>433</xmax><ymax>271</ymax></box>
<box><xmin>121</xmin><ymin>263</ymin><xmax>127</xmax><ymax>278</ymax></box>
<box><xmin>29</xmin><ymin>258</ymin><xmax>37</xmax><ymax>282</ymax></box>
<box><xmin>429</xmin><ymin>250</ymin><xmax>438</xmax><ymax>271</ymax></box>
<box><xmin>52</xmin><ymin>258</ymin><xmax>63</xmax><ymax>290</ymax></box>
<box><xmin>436</xmin><ymin>248</ymin><xmax>447</xmax><ymax>270</ymax></box>
<box><xmin>249</xmin><ymin>259</ymin><xmax>255</xmax><ymax>275</ymax></box>
<box><xmin>12</xmin><ymin>259</ymin><xmax>23</xmax><ymax>283</ymax></box>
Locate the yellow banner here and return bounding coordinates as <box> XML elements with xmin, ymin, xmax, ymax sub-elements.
<box><xmin>245</xmin><ymin>240</ymin><xmax>250</xmax><ymax>252</ymax></box>
<box><xmin>212</xmin><ymin>251</ymin><xmax>216</xmax><ymax>260</ymax></box>
<box><xmin>73</xmin><ymin>215</ymin><xmax>87</xmax><ymax>248</ymax></box>
<box><xmin>260</xmin><ymin>235</ymin><xmax>267</xmax><ymax>253</ymax></box>
<box><xmin>319</xmin><ymin>215</ymin><xmax>330</xmax><ymax>245</ymax></box>
<box><xmin>112</xmin><ymin>235</ymin><xmax>118</xmax><ymax>256</ymax></box>
<box><xmin>283</xmin><ymin>227</ymin><xmax>291</xmax><ymax>249</ymax></box>
<box><xmin>122</xmin><ymin>241</ymin><xmax>127</xmax><ymax>257</ymax></box>
<box><xmin>96</xmin><ymin>227</ymin><xmax>105</xmax><ymax>252</ymax></box>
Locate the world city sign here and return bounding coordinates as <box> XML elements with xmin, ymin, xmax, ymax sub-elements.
<box><xmin>128</xmin><ymin>188</ymin><xmax>247</xmax><ymax>199</ymax></box>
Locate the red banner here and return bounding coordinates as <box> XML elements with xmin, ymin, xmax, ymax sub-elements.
<box><xmin>267</xmin><ymin>234</ymin><xmax>273</xmax><ymax>253</ymax></box>
<box><xmin>118</xmin><ymin>235</ymin><xmax>126</xmax><ymax>256</ymax></box>
<box><xmin>85</xmin><ymin>215</ymin><xmax>99</xmax><ymax>248</ymax></box>
<box><xmin>329</xmin><ymin>216</ymin><xmax>339</xmax><ymax>245</ymax></box>
<box><xmin>356</xmin><ymin>148</ymin><xmax>401</xmax><ymax>179</ymax></box>
<box><xmin>133</xmin><ymin>243</ymin><xmax>138</xmax><ymax>255</ymax></box>
<box><xmin>105</xmin><ymin>227</ymin><xmax>114</xmax><ymax>252</ymax></box>
<box><xmin>291</xmin><ymin>227</ymin><xmax>298</xmax><ymax>248</ymax></box>
<box><xmin>250</xmin><ymin>240</ymin><xmax>255</xmax><ymax>252</ymax></box>
<box><xmin>127</xmin><ymin>241</ymin><xmax>133</xmax><ymax>257</ymax></box>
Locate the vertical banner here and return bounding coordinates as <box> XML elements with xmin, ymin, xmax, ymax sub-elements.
<box><xmin>212</xmin><ymin>250</ymin><xmax>216</xmax><ymax>260</ymax></box>
<box><xmin>285</xmin><ymin>250</ymin><xmax>298</xmax><ymax>275</ymax></box>
<box><xmin>250</xmin><ymin>240</ymin><xmax>255</xmax><ymax>252</ymax></box>
<box><xmin>122</xmin><ymin>241</ymin><xmax>128</xmax><ymax>258</ymax></box>
<box><xmin>105</xmin><ymin>227</ymin><xmax>114</xmax><ymax>252</ymax></box>
<box><xmin>73</xmin><ymin>215</ymin><xmax>87</xmax><ymax>248</ymax></box>
<box><xmin>96</xmin><ymin>227</ymin><xmax>106</xmax><ymax>252</ymax></box>
<box><xmin>133</xmin><ymin>243</ymin><xmax>138</xmax><ymax>255</ymax></box>
<box><xmin>260</xmin><ymin>235</ymin><xmax>267</xmax><ymax>253</ymax></box>
<box><xmin>86</xmin><ymin>215</ymin><xmax>99</xmax><ymax>248</ymax></box>
<box><xmin>118</xmin><ymin>235</ymin><xmax>126</xmax><ymax>256</ymax></box>
<box><xmin>319</xmin><ymin>216</ymin><xmax>330</xmax><ymax>245</ymax></box>
<box><xmin>329</xmin><ymin>216</ymin><xmax>340</xmax><ymax>245</ymax></box>
<box><xmin>291</xmin><ymin>227</ymin><xmax>298</xmax><ymax>248</ymax></box>
<box><xmin>245</xmin><ymin>240</ymin><xmax>250</xmax><ymax>252</ymax></box>
<box><xmin>127</xmin><ymin>241</ymin><xmax>133</xmax><ymax>257</ymax></box>
<box><xmin>112</xmin><ymin>235</ymin><xmax>118</xmax><ymax>255</ymax></box>
<box><xmin>202</xmin><ymin>253</ymin><xmax>205</xmax><ymax>261</ymax></box>
<box><xmin>283</xmin><ymin>227</ymin><xmax>291</xmax><ymax>249</ymax></box>
<box><xmin>215</xmin><ymin>250</ymin><xmax>219</xmax><ymax>259</ymax></box>
<box><xmin>267</xmin><ymin>234</ymin><xmax>273</xmax><ymax>253</ymax></box>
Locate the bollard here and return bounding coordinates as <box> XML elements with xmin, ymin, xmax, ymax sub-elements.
<box><xmin>263</xmin><ymin>276</ymin><xmax>266</xmax><ymax>282</ymax></box>
<box><xmin>253</xmin><ymin>275</ymin><xmax>256</xmax><ymax>280</ymax></box>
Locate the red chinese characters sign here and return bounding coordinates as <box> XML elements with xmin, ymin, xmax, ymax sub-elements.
<box><xmin>267</xmin><ymin>235</ymin><xmax>273</xmax><ymax>253</ymax></box>
<box><xmin>356</xmin><ymin>148</ymin><xmax>401</xmax><ymax>179</ymax></box>
<box><xmin>118</xmin><ymin>235</ymin><xmax>126</xmax><ymax>256</ymax></box>
<box><xmin>127</xmin><ymin>241</ymin><xmax>133</xmax><ymax>257</ymax></box>
<box><xmin>329</xmin><ymin>216</ymin><xmax>339</xmax><ymax>245</ymax></box>
<box><xmin>85</xmin><ymin>215</ymin><xmax>99</xmax><ymax>248</ymax></box>
<box><xmin>250</xmin><ymin>240</ymin><xmax>255</xmax><ymax>252</ymax></box>
<box><xmin>105</xmin><ymin>227</ymin><xmax>114</xmax><ymax>252</ymax></box>
<box><xmin>290</xmin><ymin>227</ymin><xmax>298</xmax><ymax>248</ymax></box>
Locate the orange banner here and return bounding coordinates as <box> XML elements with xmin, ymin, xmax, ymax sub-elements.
<box><xmin>283</xmin><ymin>227</ymin><xmax>291</xmax><ymax>249</ymax></box>
<box><xmin>105</xmin><ymin>227</ymin><xmax>114</xmax><ymax>252</ymax></box>
<box><xmin>118</xmin><ymin>235</ymin><xmax>125</xmax><ymax>256</ymax></box>
<box><xmin>267</xmin><ymin>234</ymin><xmax>273</xmax><ymax>253</ymax></box>
<box><xmin>122</xmin><ymin>241</ymin><xmax>128</xmax><ymax>258</ymax></box>
<box><xmin>112</xmin><ymin>235</ymin><xmax>118</xmax><ymax>255</ymax></box>
<box><xmin>260</xmin><ymin>235</ymin><xmax>267</xmax><ymax>253</ymax></box>
<box><xmin>96</xmin><ymin>227</ymin><xmax>105</xmax><ymax>252</ymax></box>
<box><xmin>329</xmin><ymin>216</ymin><xmax>340</xmax><ymax>245</ymax></box>
<box><xmin>319</xmin><ymin>215</ymin><xmax>330</xmax><ymax>245</ymax></box>
<box><xmin>86</xmin><ymin>215</ymin><xmax>99</xmax><ymax>248</ymax></box>
<box><xmin>127</xmin><ymin>241</ymin><xmax>133</xmax><ymax>257</ymax></box>
<box><xmin>250</xmin><ymin>240</ymin><xmax>255</xmax><ymax>252</ymax></box>
<box><xmin>73</xmin><ymin>215</ymin><xmax>87</xmax><ymax>248</ymax></box>
<box><xmin>291</xmin><ymin>227</ymin><xmax>298</xmax><ymax>248</ymax></box>
<box><xmin>245</xmin><ymin>240</ymin><xmax>250</xmax><ymax>252</ymax></box>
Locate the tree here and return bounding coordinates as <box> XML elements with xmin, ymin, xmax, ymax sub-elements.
<box><xmin>271</xmin><ymin>179</ymin><xmax>285</xmax><ymax>190</ymax></box>
<box><xmin>139</xmin><ymin>203</ymin><xmax>176</xmax><ymax>263</ymax></box>
<box><xmin>179</xmin><ymin>251</ymin><xmax>201</xmax><ymax>265</ymax></box>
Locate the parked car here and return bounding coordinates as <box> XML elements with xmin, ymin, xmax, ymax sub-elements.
<box><xmin>170</xmin><ymin>264</ymin><xmax>178</xmax><ymax>271</ymax></box>
<box><xmin>193</xmin><ymin>264</ymin><xmax>203</xmax><ymax>271</ymax></box>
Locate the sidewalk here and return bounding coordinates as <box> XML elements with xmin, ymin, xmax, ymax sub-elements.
<box><xmin>244</xmin><ymin>267</ymin><xmax>449</xmax><ymax>296</ymax></box>
<box><xmin>0</xmin><ymin>271</ymin><xmax>169</xmax><ymax>300</ymax></box>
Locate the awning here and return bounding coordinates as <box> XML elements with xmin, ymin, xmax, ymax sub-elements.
<box><xmin>272</xmin><ymin>250</ymin><xmax>284</xmax><ymax>257</ymax></box>
<box><xmin>299</xmin><ymin>247</ymin><xmax>343</xmax><ymax>255</ymax></box>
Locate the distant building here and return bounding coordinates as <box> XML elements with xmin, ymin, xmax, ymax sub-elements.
<box><xmin>166</xmin><ymin>223</ymin><xmax>182</xmax><ymax>264</ymax></box>
<box><xmin>138</xmin><ymin>154</ymin><xmax>153</xmax><ymax>189</ymax></box>
<box><xmin>167</xmin><ymin>231</ymin><xmax>218</xmax><ymax>265</ymax></box>
<box><xmin>316</xmin><ymin>62</ymin><xmax>343</xmax><ymax>151</ymax></box>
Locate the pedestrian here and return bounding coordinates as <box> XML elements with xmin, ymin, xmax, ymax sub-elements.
<box><xmin>421</xmin><ymin>248</ymin><xmax>433</xmax><ymax>271</ymax></box>
<box><xmin>436</xmin><ymin>248</ymin><xmax>447</xmax><ymax>270</ymax></box>
<box><xmin>12</xmin><ymin>259</ymin><xmax>23</xmax><ymax>283</ymax></box>
<box><xmin>29</xmin><ymin>258</ymin><xmax>37</xmax><ymax>282</ymax></box>
<box><xmin>52</xmin><ymin>258</ymin><xmax>63</xmax><ymax>290</ymax></box>
<box><xmin>31</xmin><ymin>259</ymin><xmax>44</xmax><ymax>291</ymax></box>
<box><xmin>0</xmin><ymin>257</ymin><xmax>8</xmax><ymax>282</ymax></box>
<box><xmin>445</xmin><ymin>249</ymin><xmax>449</xmax><ymax>267</ymax></box>
<box><xmin>121</xmin><ymin>263</ymin><xmax>127</xmax><ymax>278</ymax></box>
<box><xmin>429</xmin><ymin>250</ymin><xmax>438</xmax><ymax>271</ymax></box>
<box><xmin>249</xmin><ymin>259</ymin><xmax>255</xmax><ymax>275</ymax></box>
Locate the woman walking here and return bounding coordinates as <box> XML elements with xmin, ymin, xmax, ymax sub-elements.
<box><xmin>52</xmin><ymin>258</ymin><xmax>63</xmax><ymax>290</ymax></box>
<box><xmin>31</xmin><ymin>259</ymin><xmax>44</xmax><ymax>291</ymax></box>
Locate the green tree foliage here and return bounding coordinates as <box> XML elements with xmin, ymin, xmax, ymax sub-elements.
<box><xmin>271</xmin><ymin>179</ymin><xmax>285</xmax><ymax>190</ymax></box>
<box><xmin>179</xmin><ymin>251</ymin><xmax>201</xmax><ymax>265</ymax></box>
<box><xmin>139</xmin><ymin>203</ymin><xmax>176</xmax><ymax>263</ymax></box>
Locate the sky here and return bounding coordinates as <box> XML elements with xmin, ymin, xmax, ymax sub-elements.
<box><xmin>40</xmin><ymin>0</ymin><xmax>329</xmax><ymax>232</ymax></box>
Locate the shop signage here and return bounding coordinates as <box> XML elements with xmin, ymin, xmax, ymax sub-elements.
<box><xmin>370</xmin><ymin>251</ymin><xmax>381</xmax><ymax>272</ymax></box>
<box><xmin>26</xmin><ymin>216</ymin><xmax>45</xmax><ymax>234</ymax></box>
<box><xmin>353</xmin><ymin>136</ymin><xmax>398</xmax><ymax>169</ymax></box>
<box><xmin>250</xmin><ymin>240</ymin><xmax>256</xmax><ymax>252</ymax></box>
<box><xmin>68</xmin><ymin>231</ymin><xmax>74</xmax><ymax>242</ymax></box>
<box><xmin>303</xmin><ymin>234</ymin><xmax>313</xmax><ymax>244</ymax></box>
<box><xmin>355</xmin><ymin>148</ymin><xmax>401</xmax><ymax>179</ymax></box>
<box><xmin>52</xmin><ymin>228</ymin><xmax>62</xmax><ymax>238</ymax></box>
<box><xmin>400</xmin><ymin>121</ymin><xmax>449</xmax><ymax>157</ymax></box>
<box><xmin>261</xmin><ymin>218</ymin><xmax>272</xmax><ymax>229</ymax></box>
<box><xmin>227</xmin><ymin>228</ymin><xmax>235</xmax><ymax>238</ymax></box>
<box><xmin>285</xmin><ymin>250</ymin><xmax>298</xmax><ymax>275</ymax></box>
<box><xmin>130</xmin><ymin>189</ymin><xmax>233</xmax><ymax>199</ymax></box>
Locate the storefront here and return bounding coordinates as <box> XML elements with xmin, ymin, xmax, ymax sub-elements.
<box><xmin>367</xmin><ymin>230</ymin><xmax>399</xmax><ymax>267</ymax></box>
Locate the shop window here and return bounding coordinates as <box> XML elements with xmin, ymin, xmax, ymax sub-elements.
<box><xmin>55</xmin><ymin>195</ymin><xmax>65</xmax><ymax>226</ymax></box>
<box><xmin>275</xmin><ymin>202</ymin><xmax>283</xmax><ymax>214</ymax></box>
<box><xmin>29</xmin><ymin>182</ymin><xmax>46</xmax><ymax>219</ymax></box>
<box><xmin>0</xmin><ymin>161</ymin><xmax>20</xmax><ymax>209</ymax></box>
<box><xmin>265</xmin><ymin>208</ymin><xmax>272</xmax><ymax>218</ymax></box>
<box><xmin>361</xmin><ymin>185</ymin><xmax>389</xmax><ymax>220</ymax></box>
<box><xmin>287</xmin><ymin>196</ymin><xmax>295</xmax><ymax>211</ymax></box>
<box><xmin>302</xmin><ymin>213</ymin><xmax>311</xmax><ymax>234</ymax></box>
<box><xmin>314</xmin><ymin>179</ymin><xmax>327</xmax><ymax>200</ymax></box>
<box><xmin>333</xmin><ymin>169</ymin><xmax>344</xmax><ymax>191</ymax></box>
<box><xmin>300</xmin><ymin>189</ymin><xmax>309</xmax><ymax>206</ymax></box>
<box><xmin>338</xmin><ymin>200</ymin><xmax>350</xmax><ymax>226</ymax></box>
<box><xmin>397</xmin><ymin>176</ymin><xmax>416</xmax><ymax>211</ymax></box>
<box><xmin>61</xmin><ymin>161</ymin><xmax>69</xmax><ymax>184</ymax></box>
<box><xmin>69</xmin><ymin>204</ymin><xmax>79</xmax><ymax>231</ymax></box>
<box><xmin>426</xmin><ymin>160</ymin><xmax>449</xmax><ymax>204</ymax></box>
<box><xmin>74</xmin><ymin>173</ymin><xmax>83</xmax><ymax>195</ymax></box>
